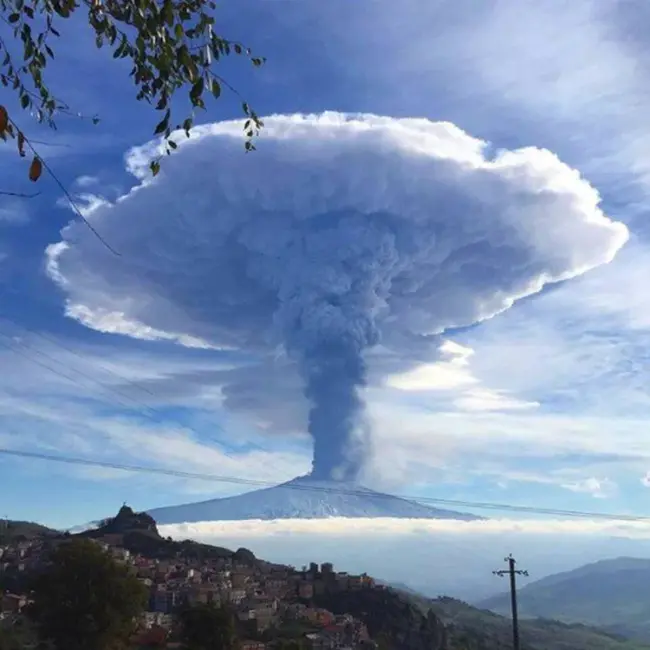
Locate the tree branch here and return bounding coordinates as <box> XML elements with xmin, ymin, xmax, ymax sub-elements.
<box><xmin>0</xmin><ymin>189</ymin><xmax>39</xmax><ymax>197</ymax></box>
<box><xmin>7</xmin><ymin>115</ymin><xmax>120</xmax><ymax>255</ymax></box>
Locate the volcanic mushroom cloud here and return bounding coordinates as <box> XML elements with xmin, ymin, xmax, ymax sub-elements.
<box><xmin>48</xmin><ymin>112</ymin><xmax>628</xmax><ymax>482</ymax></box>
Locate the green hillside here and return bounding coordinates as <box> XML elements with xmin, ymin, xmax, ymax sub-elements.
<box><xmin>477</xmin><ymin>557</ymin><xmax>650</xmax><ymax>642</ymax></box>
<box><xmin>431</xmin><ymin>597</ymin><xmax>649</xmax><ymax>650</ymax></box>
<box><xmin>387</xmin><ymin>587</ymin><xmax>650</xmax><ymax>650</ymax></box>
<box><xmin>0</xmin><ymin>520</ymin><xmax>60</xmax><ymax>544</ymax></box>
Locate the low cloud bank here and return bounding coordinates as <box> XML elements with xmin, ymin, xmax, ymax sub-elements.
<box><xmin>160</xmin><ymin>517</ymin><xmax>650</xmax><ymax>601</ymax></box>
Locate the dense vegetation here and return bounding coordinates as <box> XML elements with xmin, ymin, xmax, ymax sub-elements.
<box><xmin>177</xmin><ymin>602</ymin><xmax>239</xmax><ymax>650</ymax></box>
<box><xmin>405</xmin><ymin>594</ymin><xmax>650</xmax><ymax>650</ymax></box>
<box><xmin>314</xmin><ymin>588</ymin><xmax>448</xmax><ymax>650</ymax></box>
<box><xmin>0</xmin><ymin>519</ymin><xmax>59</xmax><ymax>544</ymax></box>
<box><xmin>27</xmin><ymin>538</ymin><xmax>148</xmax><ymax>650</ymax></box>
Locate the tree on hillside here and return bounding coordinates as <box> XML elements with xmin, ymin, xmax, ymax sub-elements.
<box><xmin>177</xmin><ymin>602</ymin><xmax>239</xmax><ymax>650</ymax></box>
<box><xmin>26</xmin><ymin>537</ymin><xmax>148</xmax><ymax>650</ymax></box>
<box><xmin>274</xmin><ymin>641</ymin><xmax>304</xmax><ymax>650</ymax></box>
<box><xmin>0</xmin><ymin>0</ymin><xmax>265</xmax><ymax>186</ymax></box>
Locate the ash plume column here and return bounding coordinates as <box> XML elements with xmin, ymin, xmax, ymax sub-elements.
<box><xmin>46</xmin><ymin>113</ymin><xmax>629</xmax><ymax>485</ymax></box>
<box><xmin>301</xmin><ymin>340</ymin><xmax>368</xmax><ymax>480</ymax></box>
<box><xmin>275</xmin><ymin>213</ymin><xmax>397</xmax><ymax>480</ymax></box>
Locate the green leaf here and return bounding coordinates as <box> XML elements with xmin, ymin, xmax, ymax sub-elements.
<box><xmin>150</xmin><ymin>160</ymin><xmax>160</xmax><ymax>176</ymax></box>
<box><xmin>210</xmin><ymin>79</ymin><xmax>221</xmax><ymax>99</ymax></box>
<box><xmin>162</xmin><ymin>0</ymin><xmax>174</xmax><ymax>27</ymax></box>
<box><xmin>20</xmin><ymin>94</ymin><xmax>29</xmax><ymax>109</ymax></box>
<box><xmin>8</xmin><ymin>13</ymin><xmax>20</xmax><ymax>23</ymax></box>
<box><xmin>154</xmin><ymin>119</ymin><xmax>167</xmax><ymax>135</ymax></box>
<box><xmin>154</xmin><ymin>110</ymin><xmax>170</xmax><ymax>134</ymax></box>
<box><xmin>190</xmin><ymin>77</ymin><xmax>204</xmax><ymax>100</ymax></box>
<box><xmin>168</xmin><ymin>140</ymin><xmax>177</xmax><ymax>149</ymax></box>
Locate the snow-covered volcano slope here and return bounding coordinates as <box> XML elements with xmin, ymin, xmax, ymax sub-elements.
<box><xmin>147</xmin><ymin>475</ymin><xmax>480</xmax><ymax>524</ymax></box>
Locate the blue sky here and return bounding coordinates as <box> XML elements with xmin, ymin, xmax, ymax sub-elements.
<box><xmin>2</xmin><ymin>0</ymin><xmax>650</xmax><ymax>537</ymax></box>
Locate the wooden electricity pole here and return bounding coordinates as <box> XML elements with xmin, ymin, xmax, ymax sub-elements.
<box><xmin>493</xmin><ymin>554</ymin><xmax>528</xmax><ymax>650</ymax></box>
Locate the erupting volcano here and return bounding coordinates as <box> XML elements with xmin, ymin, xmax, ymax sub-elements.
<box><xmin>147</xmin><ymin>475</ymin><xmax>480</xmax><ymax>523</ymax></box>
<box><xmin>48</xmin><ymin>112</ymin><xmax>627</xmax><ymax>521</ymax></box>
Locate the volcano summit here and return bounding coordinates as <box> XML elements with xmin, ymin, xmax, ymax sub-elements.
<box><xmin>147</xmin><ymin>475</ymin><xmax>480</xmax><ymax>524</ymax></box>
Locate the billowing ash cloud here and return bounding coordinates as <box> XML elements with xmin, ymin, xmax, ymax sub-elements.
<box><xmin>47</xmin><ymin>112</ymin><xmax>628</xmax><ymax>481</ymax></box>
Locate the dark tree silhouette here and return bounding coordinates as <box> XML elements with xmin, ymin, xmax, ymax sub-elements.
<box><xmin>26</xmin><ymin>538</ymin><xmax>147</xmax><ymax>650</ymax></box>
<box><xmin>177</xmin><ymin>602</ymin><xmax>239</xmax><ymax>650</ymax></box>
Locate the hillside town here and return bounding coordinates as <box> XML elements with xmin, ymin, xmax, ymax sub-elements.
<box><xmin>0</xmin><ymin>508</ymin><xmax>382</xmax><ymax>650</ymax></box>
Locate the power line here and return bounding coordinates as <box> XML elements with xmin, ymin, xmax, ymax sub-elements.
<box><xmin>1</xmin><ymin>446</ymin><xmax>648</xmax><ymax>522</ymax></box>
<box><xmin>0</xmin><ymin>323</ymin><xmax>252</xmax><ymax>457</ymax></box>
<box><xmin>0</xmin><ymin>329</ymin><xmax>156</xmax><ymax>412</ymax></box>
<box><xmin>1</xmin><ymin>312</ymin><xmax>648</xmax><ymax>524</ymax></box>
<box><xmin>0</xmin><ymin>304</ymin><xmax>292</xmax><ymax>459</ymax></box>
<box><xmin>0</xmin><ymin>338</ymin><xmax>87</xmax><ymax>387</ymax></box>
<box><xmin>0</xmin><ymin>314</ymin><xmax>155</xmax><ymax>397</ymax></box>
<box><xmin>493</xmin><ymin>555</ymin><xmax>529</xmax><ymax>650</ymax></box>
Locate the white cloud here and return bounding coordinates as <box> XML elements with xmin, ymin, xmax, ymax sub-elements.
<box><xmin>561</xmin><ymin>477</ymin><xmax>617</xmax><ymax>499</ymax></box>
<box><xmin>386</xmin><ymin>341</ymin><xmax>476</xmax><ymax>391</ymax></box>
<box><xmin>453</xmin><ymin>388</ymin><xmax>538</xmax><ymax>412</ymax></box>
<box><xmin>163</xmin><ymin>516</ymin><xmax>650</xmax><ymax>541</ymax></box>
<box><xmin>0</xmin><ymin>198</ymin><xmax>30</xmax><ymax>225</ymax></box>
<box><xmin>449</xmin><ymin>241</ymin><xmax>650</xmax><ymax>426</ymax></box>
<box><xmin>159</xmin><ymin>517</ymin><xmax>650</xmax><ymax>600</ymax></box>
<box><xmin>385</xmin><ymin>339</ymin><xmax>538</xmax><ymax>412</ymax></box>
<box><xmin>360</xmin><ymin>395</ymin><xmax>650</xmax><ymax>491</ymax></box>
<box><xmin>64</xmin><ymin>302</ymin><xmax>217</xmax><ymax>349</ymax></box>
<box><xmin>327</xmin><ymin>0</ymin><xmax>650</xmax><ymax>198</ymax></box>
<box><xmin>74</xmin><ymin>175</ymin><xmax>100</xmax><ymax>188</ymax></box>
<box><xmin>2</xmin><ymin>405</ymin><xmax>309</xmax><ymax>495</ymax></box>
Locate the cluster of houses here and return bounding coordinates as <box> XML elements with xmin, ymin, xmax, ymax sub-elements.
<box><xmin>0</xmin><ymin>536</ymin><xmax>378</xmax><ymax>650</ymax></box>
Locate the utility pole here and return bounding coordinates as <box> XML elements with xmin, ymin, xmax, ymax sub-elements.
<box><xmin>493</xmin><ymin>554</ymin><xmax>528</xmax><ymax>650</ymax></box>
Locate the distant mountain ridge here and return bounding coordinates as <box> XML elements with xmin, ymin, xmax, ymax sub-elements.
<box><xmin>147</xmin><ymin>475</ymin><xmax>480</xmax><ymax>523</ymax></box>
<box><xmin>478</xmin><ymin>557</ymin><xmax>650</xmax><ymax>642</ymax></box>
